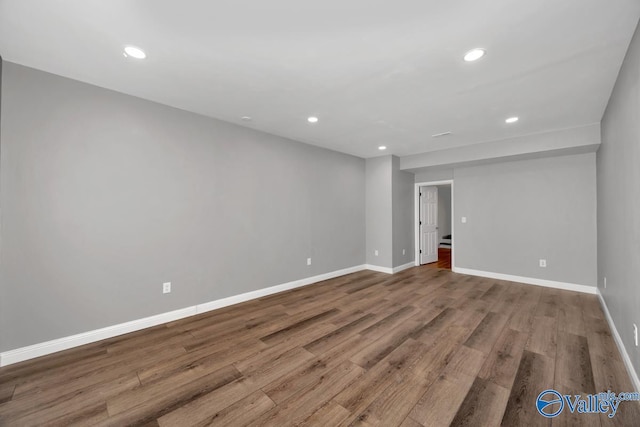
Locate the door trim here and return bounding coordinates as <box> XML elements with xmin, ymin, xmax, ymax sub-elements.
<box><xmin>414</xmin><ymin>180</ymin><xmax>454</xmax><ymax>268</ymax></box>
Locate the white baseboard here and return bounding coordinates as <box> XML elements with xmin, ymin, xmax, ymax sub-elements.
<box><xmin>452</xmin><ymin>267</ymin><xmax>596</xmax><ymax>295</ymax></box>
<box><xmin>363</xmin><ymin>263</ymin><xmax>415</xmax><ymax>275</ymax></box>
<box><xmin>0</xmin><ymin>264</ymin><xmax>367</xmax><ymax>367</ymax></box>
<box><xmin>393</xmin><ymin>262</ymin><xmax>415</xmax><ymax>274</ymax></box>
<box><xmin>596</xmin><ymin>288</ymin><xmax>640</xmax><ymax>393</ymax></box>
<box><xmin>196</xmin><ymin>264</ymin><xmax>367</xmax><ymax>314</ymax></box>
<box><xmin>364</xmin><ymin>264</ymin><xmax>394</xmax><ymax>274</ymax></box>
<box><xmin>0</xmin><ymin>307</ymin><xmax>198</xmax><ymax>367</ymax></box>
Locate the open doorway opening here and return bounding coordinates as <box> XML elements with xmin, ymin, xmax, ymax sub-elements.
<box><xmin>414</xmin><ymin>180</ymin><xmax>454</xmax><ymax>270</ymax></box>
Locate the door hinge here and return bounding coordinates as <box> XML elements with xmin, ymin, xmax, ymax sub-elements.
<box><xmin>419</xmin><ymin>221</ymin><xmax>422</xmax><ymax>225</ymax></box>
<box><xmin>419</xmin><ymin>192</ymin><xmax>422</xmax><ymax>197</ymax></box>
<box><xmin>419</xmin><ymin>250</ymin><xmax>422</xmax><ymax>254</ymax></box>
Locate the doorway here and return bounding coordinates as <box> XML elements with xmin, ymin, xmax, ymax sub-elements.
<box><xmin>419</xmin><ymin>186</ymin><xmax>438</xmax><ymax>264</ymax></box>
<box><xmin>415</xmin><ymin>180</ymin><xmax>454</xmax><ymax>270</ymax></box>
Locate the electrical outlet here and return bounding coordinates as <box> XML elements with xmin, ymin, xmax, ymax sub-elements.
<box><xmin>461</xmin><ymin>217</ymin><xmax>467</xmax><ymax>223</ymax></box>
<box><xmin>163</xmin><ymin>282</ymin><xmax>171</xmax><ymax>294</ymax></box>
<box><xmin>375</xmin><ymin>250</ymin><xmax>379</xmax><ymax>256</ymax></box>
<box><xmin>539</xmin><ymin>259</ymin><xmax>547</xmax><ymax>268</ymax></box>
<box><xmin>604</xmin><ymin>277</ymin><xmax>607</xmax><ymax>289</ymax></box>
<box><xmin>307</xmin><ymin>258</ymin><xmax>312</xmax><ymax>266</ymax></box>
<box><xmin>634</xmin><ymin>324</ymin><xmax>638</xmax><ymax>347</ymax></box>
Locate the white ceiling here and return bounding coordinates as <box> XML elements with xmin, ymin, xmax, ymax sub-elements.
<box><xmin>1</xmin><ymin>1</ymin><xmax>639</xmax><ymax>158</ymax></box>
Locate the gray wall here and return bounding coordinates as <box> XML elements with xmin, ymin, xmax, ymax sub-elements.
<box><xmin>365</xmin><ymin>155</ymin><xmax>414</xmax><ymax>268</ymax></box>
<box><xmin>414</xmin><ymin>168</ymin><xmax>453</xmax><ymax>183</ymax></box>
<box><xmin>454</xmin><ymin>153</ymin><xmax>597</xmax><ymax>286</ymax></box>
<box><xmin>436</xmin><ymin>185</ymin><xmax>452</xmax><ymax>244</ymax></box>
<box><xmin>402</xmin><ymin>125</ymin><xmax>600</xmax><ymax>172</ymax></box>
<box><xmin>598</xmin><ymin>20</ymin><xmax>640</xmax><ymax>378</ymax></box>
<box><xmin>365</xmin><ymin>156</ymin><xmax>392</xmax><ymax>268</ymax></box>
<box><xmin>0</xmin><ymin>63</ymin><xmax>366</xmax><ymax>351</ymax></box>
<box><xmin>392</xmin><ymin>156</ymin><xmax>414</xmax><ymax>267</ymax></box>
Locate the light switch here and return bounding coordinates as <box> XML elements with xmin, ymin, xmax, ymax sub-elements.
<box><xmin>461</xmin><ymin>217</ymin><xmax>467</xmax><ymax>223</ymax></box>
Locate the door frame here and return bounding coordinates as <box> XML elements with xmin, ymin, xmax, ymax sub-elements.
<box><xmin>414</xmin><ymin>180</ymin><xmax>455</xmax><ymax>268</ymax></box>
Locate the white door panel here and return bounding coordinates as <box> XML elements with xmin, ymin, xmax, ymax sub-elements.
<box><xmin>420</xmin><ymin>186</ymin><xmax>438</xmax><ymax>264</ymax></box>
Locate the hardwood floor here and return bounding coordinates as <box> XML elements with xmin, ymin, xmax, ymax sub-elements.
<box><xmin>423</xmin><ymin>248</ymin><xmax>452</xmax><ymax>270</ymax></box>
<box><xmin>0</xmin><ymin>267</ymin><xmax>638</xmax><ymax>426</ymax></box>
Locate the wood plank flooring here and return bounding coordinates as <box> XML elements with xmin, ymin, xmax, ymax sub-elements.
<box><xmin>423</xmin><ymin>248</ymin><xmax>452</xmax><ymax>270</ymax></box>
<box><xmin>0</xmin><ymin>267</ymin><xmax>638</xmax><ymax>426</ymax></box>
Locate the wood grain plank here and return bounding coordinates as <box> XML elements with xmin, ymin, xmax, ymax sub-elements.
<box><xmin>441</xmin><ymin>345</ymin><xmax>487</xmax><ymax>379</ymax></box>
<box><xmin>409</xmin><ymin>372</ymin><xmax>477</xmax><ymax>427</ymax></box>
<box><xmin>13</xmin><ymin>344</ymin><xmax>186</xmax><ymax>402</ymax></box>
<box><xmin>106</xmin><ymin>365</ymin><xmax>241</xmax><ymax>423</ymax></box>
<box><xmin>353</xmin><ymin>369</ymin><xmax>433</xmax><ymax>426</ymax></box>
<box><xmin>526</xmin><ymin>315</ymin><xmax>558</xmax><ymax>359</ymax></box>
<box><xmin>501</xmin><ymin>350</ymin><xmax>554</xmax><ymax>427</ymax></box>
<box><xmin>585</xmin><ymin>322</ymin><xmax>622</xmax><ymax>362</ymax></box>
<box><xmin>351</xmin><ymin>325</ymin><xmax>472</xmax><ymax>427</ymax></box>
<box><xmin>2</xmin><ymin>374</ymin><xmax>140</xmax><ymax>426</ymax></box>
<box><xmin>557</xmin><ymin>303</ymin><xmax>587</xmax><ymax>337</ymax></box>
<box><xmin>0</xmin><ymin>346</ymin><xmax>110</xmax><ymax>386</ymax></box>
<box><xmin>536</xmin><ymin>290</ymin><xmax>561</xmax><ymax>319</ymax></box>
<box><xmin>407</xmin><ymin>307</ymin><xmax>457</xmax><ymax>342</ymax></box>
<box><xmin>0</xmin><ymin>382</ymin><xmax>15</xmax><ymax>405</ymax></box>
<box><xmin>298</xmin><ymin>400</ymin><xmax>351</xmax><ymax>427</ymax></box>
<box><xmin>254</xmin><ymin>360</ymin><xmax>365</xmax><ymax>427</ymax></box>
<box><xmin>136</xmin><ymin>336</ymin><xmax>265</xmax><ymax>385</ymax></box>
<box><xmin>259</xmin><ymin>308</ymin><xmax>340</xmax><ymax>344</ymax></box>
<box><xmin>304</xmin><ymin>313</ymin><xmax>377</xmax><ymax>355</ymax></box>
<box><xmin>508</xmin><ymin>300</ymin><xmax>538</xmax><ymax>334</ymax></box>
<box><xmin>450</xmin><ymin>376</ymin><xmax>510</xmax><ymax>426</ymax></box>
<box><xmin>156</xmin><ymin>378</ymin><xmax>254</xmax><ymax>426</ymax></box>
<box><xmin>478</xmin><ymin>327</ymin><xmax>528</xmax><ymax>389</ymax></box>
<box><xmin>349</xmin><ymin>319</ymin><xmax>422</xmax><ymax>370</ymax></box>
<box><xmin>194</xmin><ymin>390</ymin><xmax>275</xmax><ymax>427</ymax></box>
<box><xmin>236</xmin><ymin>346</ymin><xmax>317</xmax><ymax>390</ymax></box>
<box><xmin>555</xmin><ymin>331</ymin><xmax>596</xmax><ymax>393</ymax></box>
<box><xmin>400</xmin><ymin>415</ymin><xmax>426</xmax><ymax>427</ymax></box>
<box><xmin>358</xmin><ymin>306</ymin><xmax>417</xmax><ymax>338</ymax></box>
<box><xmin>464</xmin><ymin>311</ymin><xmax>509</xmax><ymax>354</ymax></box>
<box><xmin>334</xmin><ymin>339</ymin><xmax>429</xmax><ymax>415</ymax></box>
<box><xmin>261</xmin><ymin>334</ymin><xmax>370</xmax><ymax>404</ymax></box>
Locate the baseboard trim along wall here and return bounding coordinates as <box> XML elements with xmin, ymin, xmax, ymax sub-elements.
<box><xmin>453</xmin><ymin>267</ymin><xmax>597</xmax><ymax>295</ymax></box>
<box><xmin>0</xmin><ymin>306</ymin><xmax>198</xmax><ymax>368</ymax></box>
<box><xmin>596</xmin><ymin>288</ymin><xmax>640</xmax><ymax>393</ymax></box>
<box><xmin>0</xmin><ymin>264</ymin><xmax>370</xmax><ymax>367</ymax></box>
<box><xmin>392</xmin><ymin>262</ymin><xmax>415</xmax><ymax>274</ymax></box>
<box><xmin>194</xmin><ymin>264</ymin><xmax>367</xmax><ymax>314</ymax></box>
<box><xmin>364</xmin><ymin>264</ymin><xmax>394</xmax><ymax>274</ymax></box>
<box><xmin>364</xmin><ymin>263</ymin><xmax>415</xmax><ymax>274</ymax></box>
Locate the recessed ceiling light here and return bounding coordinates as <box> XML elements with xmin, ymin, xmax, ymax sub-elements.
<box><xmin>432</xmin><ymin>131</ymin><xmax>452</xmax><ymax>138</ymax></box>
<box><xmin>463</xmin><ymin>48</ymin><xmax>486</xmax><ymax>62</ymax></box>
<box><xmin>307</xmin><ymin>116</ymin><xmax>319</xmax><ymax>123</ymax></box>
<box><xmin>505</xmin><ymin>116</ymin><xmax>519</xmax><ymax>124</ymax></box>
<box><xmin>241</xmin><ymin>116</ymin><xmax>252</xmax><ymax>121</ymax></box>
<box><xmin>123</xmin><ymin>46</ymin><xmax>146</xmax><ymax>59</ymax></box>
<box><xmin>378</xmin><ymin>146</ymin><xmax>387</xmax><ymax>150</ymax></box>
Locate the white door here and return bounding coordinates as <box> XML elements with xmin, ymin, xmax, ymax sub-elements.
<box><xmin>420</xmin><ymin>186</ymin><xmax>438</xmax><ymax>264</ymax></box>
